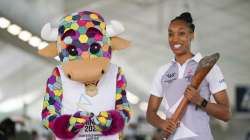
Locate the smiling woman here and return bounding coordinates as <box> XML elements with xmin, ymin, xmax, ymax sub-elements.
<box><xmin>146</xmin><ymin>12</ymin><xmax>231</xmax><ymax>140</ymax></box>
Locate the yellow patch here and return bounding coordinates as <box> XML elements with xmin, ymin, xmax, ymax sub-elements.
<box><xmin>71</xmin><ymin>23</ymin><xmax>79</xmax><ymax>30</ymax></box>
<box><xmin>116</xmin><ymin>94</ymin><xmax>122</xmax><ymax>100</ymax></box>
<box><xmin>100</xmin><ymin>112</ymin><xmax>109</xmax><ymax>118</ymax></box>
<box><xmin>43</xmin><ymin>101</ymin><xmax>49</xmax><ymax>107</ymax></box>
<box><xmin>76</xmin><ymin>118</ymin><xmax>85</xmax><ymax>123</ymax></box>
<box><xmin>79</xmin><ymin>35</ymin><xmax>88</xmax><ymax>43</ymax></box>
<box><xmin>65</xmin><ymin>16</ymin><xmax>72</xmax><ymax>21</ymax></box>
<box><xmin>100</xmin><ymin>22</ymin><xmax>106</xmax><ymax>30</ymax></box>
<box><xmin>70</xmin><ymin>117</ymin><xmax>76</xmax><ymax>124</ymax></box>
<box><xmin>95</xmin><ymin>125</ymin><xmax>101</xmax><ymax>131</ymax></box>
<box><xmin>49</xmin><ymin>109</ymin><xmax>56</xmax><ymax>114</ymax></box>
<box><xmin>54</xmin><ymin>90</ymin><xmax>62</xmax><ymax>96</ymax></box>
<box><xmin>98</xmin><ymin>117</ymin><xmax>107</xmax><ymax>125</ymax></box>
<box><xmin>90</xmin><ymin>14</ymin><xmax>98</xmax><ymax>20</ymax></box>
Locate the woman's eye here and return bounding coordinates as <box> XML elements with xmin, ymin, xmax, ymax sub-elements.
<box><xmin>178</xmin><ymin>32</ymin><xmax>186</xmax><ymax>36</ymax></box>
<box><xmin>66</xmin><ymin>45</ymin><xmax>78</xmax><ymax>56</ymax></box>
<box><xmin>168</xmin><ymin>33</ymin><xmax>173</xmax><ymax>37</ymax></box>
<box><xmin>90</xmin><ymin>43</ymin><xmax>101</xmax><ymax>54</ymax></box>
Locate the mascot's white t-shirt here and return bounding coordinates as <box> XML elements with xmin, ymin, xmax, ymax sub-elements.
<box><xmin>57</xmin><ymin>63</ymin><xmax>119</xmax><ymax>140</ymax></box>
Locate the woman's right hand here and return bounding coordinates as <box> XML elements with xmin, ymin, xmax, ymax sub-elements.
<box><xmin>160</xmin><ymin>118</ymin><xmax>178</xmax><ymax>135</ymax></box>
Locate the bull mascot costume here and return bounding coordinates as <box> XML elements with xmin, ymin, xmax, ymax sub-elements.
<box><xmin>39</xmin><ymin>11</ymin><xmax>131</xmax><ymax>140</ymax></box>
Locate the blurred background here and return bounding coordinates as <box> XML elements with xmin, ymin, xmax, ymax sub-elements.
<box><xmin>0</xmin><ymin>0</ymin><xmax>249</xmax><ymax>139</ymax></box>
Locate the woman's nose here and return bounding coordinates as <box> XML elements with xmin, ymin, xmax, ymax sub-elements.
<box><xmin>170</xmin><ymin>35</ymin><xmax>178</xmax><ymax>43</ymax></box>
<box><xmin>172</xmin><ymin>35</ymin><xmax>179</xmax><ymax>42</ymax></box>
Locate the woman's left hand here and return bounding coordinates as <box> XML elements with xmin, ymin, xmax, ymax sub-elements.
<box><xmin>184</xmin><ymin>85</ymin><xmax>203</xmax><ymax>106</ymax></box>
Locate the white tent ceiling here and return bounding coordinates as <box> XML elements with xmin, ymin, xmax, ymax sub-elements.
<box><xmin>0</xmin><ymin>0</ymin><xmax>250</xmax><ymax>120</ymax></box>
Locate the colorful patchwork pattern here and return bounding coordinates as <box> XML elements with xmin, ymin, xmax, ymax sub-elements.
<box><xmin>68</xmin><ymin>111</ymin><xmax>93</xmax><ymax>132</ymax></box>
<box><xmin>42</xmin><ymin>67</ymin><xmax>63</xmax><ymax>129</ymax></box>
<box><xmin>41</xmin><ymin>67</ymin><xmax>91</xmax><ymax>133</ymax></box>
<box><xmin>115</xmin><ymin>67</ymin><xmax>131</xmax><ymax>123</ymax></box>
<box><xmin>57</xmin><ymin>11</ymin><xmax>112</xmax><ymax>62</ymax></box>
<box><xmin>92</xmin><ymin>111</ymin><xmax>112</xmax><ymax>131</ymax></box>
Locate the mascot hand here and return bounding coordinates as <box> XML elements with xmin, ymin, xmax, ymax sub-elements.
<box><xmin>68</xmin><ymin>111</ymin><xmax>94</xmax><ymax>132</ymax></box>
<box><xmin>92</xmin><ymin>111</ymin><xmax>112</xmax><ymax>131</ymax></box>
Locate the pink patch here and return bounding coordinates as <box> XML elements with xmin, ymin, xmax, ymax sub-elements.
<box><xmin>117</xmin><ymin>80</ymin><xmax>123</xmax><ymax>88</ymax></box>
<box><xmin>95</xmin><ymin>34</ymin><xmax>103</xmax><ymax>41</ymax></box>
<box><xmin>43</xmin><ymin>111</ymin><xmax>50</xmax><ymax>117</ymax></box>
<box><xmin>78</xmin><ymin>20</ymin><xmax>86</xmax><ymax>26</ymax></box>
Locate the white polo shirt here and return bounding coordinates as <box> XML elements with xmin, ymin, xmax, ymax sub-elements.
<box><xmin>150</xmin><ymin>53</ymin><xmax>227</xmax><ymax>140</ymax></box>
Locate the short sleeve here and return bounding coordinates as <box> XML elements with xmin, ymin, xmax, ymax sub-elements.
<box><xmin>150</xmin><ymin>64</ymin><xmax>170</xmax><ymax>97</ymax></box>
<box><xmin>206</xmin><ymin>64</ymin><xmax>227</xmax><ymax>94</ymax></box>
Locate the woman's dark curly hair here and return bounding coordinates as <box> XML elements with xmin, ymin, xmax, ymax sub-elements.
<box><xmin>171</xmin><ymin>12</ymin><xmax>195</xmax><ymax>32</ymax></box>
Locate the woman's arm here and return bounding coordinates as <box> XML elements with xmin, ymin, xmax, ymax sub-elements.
<box><xmin>202</xmin><ymin>90</ymin><xmax>231</xmax><ymax>122</ymax></box>
<box><xmin>146</xmin><ymin>95</ymin><xmax>163</xmax><ymax>128</ymax></box>
<box><xmin>146</xmin><ymin>95</ymin><xmax>177</xmax><ymax>135</ymax></box>
<box><xmin>184</xmin><ymin>86</ymin><xmax>231</xmax><ymax>122</ymax></box>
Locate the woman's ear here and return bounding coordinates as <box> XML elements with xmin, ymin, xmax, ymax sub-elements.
<box><xmin>38</xmin><ymin>43</ymin><xmax>58</xmax><ymax>58</ymax></box>
<box><xmin>190</xmin><ymin>32</ymin><xmax>194</xmax><ymax>41</ymax></box>
<box><xmin>111</xmin><ymin>36</ymin><xmax>131</xmax><ymax>51</ymax></box>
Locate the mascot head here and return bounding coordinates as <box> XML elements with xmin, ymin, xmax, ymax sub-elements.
<box><xmin>39</xmin><ymin>11</ymin><xmax>130</xmax><ymax>86</ymax></box>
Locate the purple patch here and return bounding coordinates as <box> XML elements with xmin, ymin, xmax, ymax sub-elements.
<box><xmin>48</xmin><ymin>91</ymin><xmax>55</xmax><ymax>97</ymax></box>
<box><xmin>77</xmin><ymin>48</ymin><xmax>82</xmax><ymax>55</ymax></box>
<box><xmin>82</xmin><ymin>15</ymin><xmax>92</xmax><ymax>21</ymax></box>
<box><xmin>86</xmin><ymin>27</ymin><xmax>103</xmax><ymax>38</ymax></box>
<box><xmin>54</xmin><ymin>102</ymin><xmax>61</xmax><ymax>110</ymax></box>
<box><xmin>72</xmin><ymin>40</ymin><xmax>81</xmax><ymax>48</ymax></box>
<box><xmin>101</xmin><ymin>110</ymin><xmax>125</xmax><ymax>136</ymax></box>
<box><xmin>72</xmin><ymin>31</ymin><xmax>80</xmax><ymax>40</ymax></box>
<box><xmin>48</xmin><ymin>76</ymin><xmax>56</xmax><ymax>84</ymax></box>
<box><xmin>61</xmin><ymin>29</ymin><xmax>76</xmax><ymax>40</ymax></box>
<box><xmin>80</xmin><ymin>43</ymin><xmax>89</xmax><ymax>51</ymax></box>
<box><xmin>103</xmin><ymin>52</ymin><xmax>111</xmax><ymax>59</ymax></box>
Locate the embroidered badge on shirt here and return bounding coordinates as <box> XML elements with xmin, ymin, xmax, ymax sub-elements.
<box><xmin>163</xmin><ymin>72</ymin><xmax>177</xmax><ymax>83</ymax></box>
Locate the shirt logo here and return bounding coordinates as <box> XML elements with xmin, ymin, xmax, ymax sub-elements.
<box><xmin>163</xmin><ymin>72</ymin><xmax>177</xmax><ymax>83</ymax></box>
<box><xmin>219</xmin><ymin>79</ymin><xmax>225</xmax><ymax>84</ymax></box>
<box><xmin>167</xmin><ymin>73</ymin><xmax>176</xmax><ymax>78</ymax></box>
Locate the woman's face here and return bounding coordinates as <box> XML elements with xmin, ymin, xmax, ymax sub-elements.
<box><xmin>168</xmin><ymin>20</ymin><xmax>194</xmax><ymax>56</ymax></box>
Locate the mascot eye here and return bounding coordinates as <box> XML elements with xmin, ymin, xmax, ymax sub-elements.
<box><xmin>66</xmin><ymin>45</ymin><xmax>78</xmax><ymax>56</ymax></box>
<box><xmin>90</xmin><ymin>43</ymin><xmax>101</xmax><ymax>54</ymax></box>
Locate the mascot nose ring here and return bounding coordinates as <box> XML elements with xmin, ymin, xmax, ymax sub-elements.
<box><xmin>67</xmin><ymin>74</ymin><xmax>71</xmax><ymax>79</ymax></box>
<box><xmin>101</xmin><ymin>70</ymin><xmax>105</xmax><ymax>75</ymax></box>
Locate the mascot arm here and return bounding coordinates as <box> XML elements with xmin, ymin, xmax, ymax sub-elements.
<box><xmin>92</xmin><ymin>67</ymin><xmax>131</xmax><ymax>135</ymax></box>
<box><xmin>41</xmin><ymin>67</ymin><xmax>92</xmax><ymax>139</ymax></box>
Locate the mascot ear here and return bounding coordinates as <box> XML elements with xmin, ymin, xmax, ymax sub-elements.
<box><xmin>38</xmin><ymin>43</ymin><xmax>58</xmax><ymax>58</ymax></box>
<box><xmin>111</xmin><ymin>36</ymin><xmax>130</xmax><ymax>51</ymax></box>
